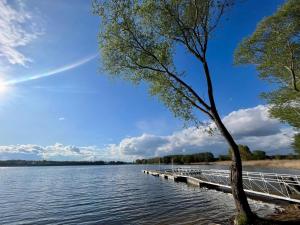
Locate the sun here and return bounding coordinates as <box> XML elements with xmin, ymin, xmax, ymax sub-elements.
<box><xmin>0</xmin><ymin>79</ymin><xmax>10</xmax><ymax>95</ymax></box>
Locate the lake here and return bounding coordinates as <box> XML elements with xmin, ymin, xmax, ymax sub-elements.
<box><xmin>0</xmin><ymin>165</ymin><xmax>298</xmax><ymax>225</ymax></box>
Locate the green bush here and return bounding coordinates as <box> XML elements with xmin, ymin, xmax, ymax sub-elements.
<box><xmin>228</xmin><ymin>145</ymin><xmax>253</xmax><ymax>161</ymax></box>
<box><xmin>252</xmin><ymin>150</ymin><xmax>266</xmax><ymax>160</ymax></box>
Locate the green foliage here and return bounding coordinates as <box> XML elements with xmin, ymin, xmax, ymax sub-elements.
<box><xmin>93</xmin><ymin>0</ymin><xmax>232</xmax><ymax>124</ymax></box>
<box><xmin>234</xmin><ymin>0</ymin><xmax>300</xmax><ymax>89</ymax></box>
<box><xmin>218</xmin><ymin>154</ymin><xmax>231</xmax><ymax>161</ymax></box>
<box><xmin>135</xmin><ymin>152</ymin><xmax>215</xmax><ymax>164</ymax></box>
<box><xmin>234</xmin><ymin>0</ymin><xmax>300</xmax><ymax>154</ymax></box>
<box><xmin>252</xmin><ymin>150</ymin><xmax>266</xmax><ymax>160</ymax></box>
<box><xmin>228</xmin><ymin>145</ymin><xmax>253</xmax><ymax>161</ymax></box>
<box><xmin>261</xmin><ymin>89</ymin><xmax>300</xmax><ymax>129</ymax></box>
<box><xmin>292</xmin><ymin>133</ymin><xmax>300</xmax><ymax>155</ymax></box>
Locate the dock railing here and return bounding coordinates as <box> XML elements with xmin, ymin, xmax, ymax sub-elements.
<box><xmin>157</xmin><ymin>168</ymin><xmax>300</xmax><ymax>203</ymax></box>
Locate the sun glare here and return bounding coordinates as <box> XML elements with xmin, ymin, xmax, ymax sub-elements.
<box><xmin>0</xmin><ymin>79</ymin><xmax>10</xmax><ymax>95</ymax></box>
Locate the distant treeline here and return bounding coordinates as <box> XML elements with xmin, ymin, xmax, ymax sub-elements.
<box><xmin>135</xmin><ymin>152</ymin><xmax>215</xmax><ymax>164</ymax></box>
<box><xmin>0</xmin><ymin>160</ymin><xmax>129</xmax><ymax>167</ymax></box>
<box><xmin>224</xmin><ymin>145</ymin><xmax>299</xmax><ymax>161</ymax></box>
<box><xmin>135</xmin><ymin>145</ymin><xmax>299</xmax><ymax>164</ymax></box>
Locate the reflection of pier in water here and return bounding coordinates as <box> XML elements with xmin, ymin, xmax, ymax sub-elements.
<box><xmin>143</xmin><ymin>168</ymin><xmax>300</xmax><ymax>204</ymax></box>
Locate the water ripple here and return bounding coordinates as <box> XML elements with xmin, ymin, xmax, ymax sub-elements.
<box><xmin>0</xmin><ymin>165</ymin><xmax>282</xmax><ymax>225</ymax></box>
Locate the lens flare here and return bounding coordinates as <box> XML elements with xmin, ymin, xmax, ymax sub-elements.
<box><xmin>0</xmin><ymin>53</ymin><xmax>97</xmax><ymax>100</ymax></box>
<box><xmin>4</xmin><ymin>53</ymin><xmax>97</xmax><ymax>86</ymax></box>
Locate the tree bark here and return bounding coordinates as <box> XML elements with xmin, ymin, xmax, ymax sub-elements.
<box><xmin>212</xmin><ymin>111</ymin><xmax>254</xmax><ymax>219</ymax></box>
<box><xmin>202</xmin><ymin>60</ymin><xmax>254</xmax><ymax>223</ymax></box>
<box><xmin>287</xmin><ymin>42</ymin><xmax>299</xmax><ymax>92</ymax></box>
<box><xmin>290</xmin><ymin>69</ymin><xmax>299</xmax><ymax>92</ymax></box>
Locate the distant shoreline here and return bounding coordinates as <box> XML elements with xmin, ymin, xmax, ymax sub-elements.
<box><xmin>2</xmin><ymin>159</ymin><xmax>299</xmax><ymax>170</ymax></box>
<box><xmin>214</xmin><ymin>159</ymin><xmax>300</xmax><ymax>170</ymax></box>
<box><xmin>0</xmin><ymin>160</ymin><xmax>131</xmax><ymax>167</ymax></box>
<box><xmin>136</xmin><ymin>159</ymin><xmax>300</xmax><ymax>170</ymax></box>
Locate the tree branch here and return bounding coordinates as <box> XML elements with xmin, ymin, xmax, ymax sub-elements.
<box><xmin>130</xmin><ymin>59</ymin><xmax>213</xmax><ymax>117</ymax></box>
<box><xmin>286</xmin><ymin>41</ymin><xmax>299</xmax><ymax>92</ymax></box>
<box><xmin>162</xmin><ymin>1</ymin><xmax>204</xmax><ymax>61</ymax></box>
<box><xmin>122</xmin><ymin>23</ymin><xmax>211</xmax><ymax>110</ymax></box>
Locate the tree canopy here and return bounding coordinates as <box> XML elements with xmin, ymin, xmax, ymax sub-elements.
<box><xmin>234</xmin><ymin>0</ymin><xmax>300</xmax><ymax>154</ymax></box>
<box><xmin>93</xmin><ymin>0</ymin><xmax>233</xmax><ymax>124</ymax></box>
<box><xmin>252</xmin><ymin>150</ymin><xmax>266</xmax><ymax>160</ymax></box>
<box><xmin>293</xmin><ymin>133</ymin><xmax>300</xmax><ymax>155</ymax></box>
<box><xmin>228</xmin><ymin>145</ymin><xmax>253</xmax><ymax>161</ymax></box>
<box><xmin>235</xmin><ymin>0</ymin><xmax>300</xmax><ymax>91</ymax></box>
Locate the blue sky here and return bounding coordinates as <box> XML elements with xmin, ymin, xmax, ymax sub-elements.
<box><xmin>0</xmin><ymin>0</ymin><xmax>295</xmax><ymax>161</ymax></box>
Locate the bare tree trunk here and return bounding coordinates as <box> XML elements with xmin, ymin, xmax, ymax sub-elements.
<box><xmin>202</xmin><ymin>60</ymin><xmax>254</xmax><ymax>224</ymax></box>
<box><xmin>290</xmin><ymin>69</ymin><xmax>299</xmax><ymax>92</ymax></box>
<box><xmin>212</xmin><ymin>111</ymin><xmax>254</xmax><ymax>219</ymax></box>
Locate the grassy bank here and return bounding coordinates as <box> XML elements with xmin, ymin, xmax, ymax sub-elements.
<box><xmin>215</xmin><ymin>160</ymin><xmax>300</xmax><ymax>170</ymax></box>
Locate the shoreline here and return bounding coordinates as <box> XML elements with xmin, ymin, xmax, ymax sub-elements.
<box><xmin>268</xmin><ymin>204</ymin><xmax>300</xmax><ymax>223</ymax></box>
<box><xmin>214</xmin><ymin>159</ymin><xmax>300</xmax><ymax>170</ymax></box>
<box><xmin>228</xmin><ymin>204</ymin><xmax>300</xmax><ymax>225</ymax></box>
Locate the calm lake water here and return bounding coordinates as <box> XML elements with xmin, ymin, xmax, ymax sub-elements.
<box><xmin>0</xmin><ymin>165</ymin><xmax>299</xmax><ymax>225</ymax></box>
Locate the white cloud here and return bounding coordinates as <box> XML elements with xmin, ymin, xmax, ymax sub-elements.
<box><xmin>58</xmin><ymin>117</ymin><xmax>65</xmax><ymax>121</ymax></box>
<box><xmin>105</xmin><ymin>105</ymin><xmax>296</xmax><ymax>160</ymax></box>
<box><xmin>223</xmin><ymin>105</ymin><xmax>281</xmax><ymax>137</ymax></box>
<box><xmin>0</xmin><ymin>0</ymin><xmax>42</xmax><ymax>66</ymax></box>
<box><xmin>116</xmin><ymin>134</ymin><xmax>169</xmax><ymax>157</ymax></box>
<box><xmin>0</xmin><ymin>105</ymin><xmax>296</xmax><ymax>161</ymax></box>
<box><xmin>0</xmin><ymin>143</ymin><xmax>109</xmax><ymax>161</ymax></box>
